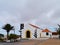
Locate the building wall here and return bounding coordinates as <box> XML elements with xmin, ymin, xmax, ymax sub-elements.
<box><xmin>21</xmin><ymin>24</ymin><xmax>52</xmax><ymax>39</ymax></box>
<box><xmin>41</xmin><ymin>32</ymin><xmax>52</xmax><ymax>38</ymax></box>
<box><xmin>22</xmin><ymin>24</ymin><xmax>42</xmax><ymax>39</ymax></box>
<box><xmin>37</xmin><ymin>29</ymin><xmax>42</xmax><ymax>38</ymax></box>
<box><xmin>22</xmin><ymin>24</ymin><xmax>36</xmax><ymax>39</ymax></box>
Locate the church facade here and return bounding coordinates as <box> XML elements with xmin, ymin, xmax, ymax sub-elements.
<box><xmin>21</xmin><ymin>23</ymin><xmax>52</xmax><ymax>39</ymax></box>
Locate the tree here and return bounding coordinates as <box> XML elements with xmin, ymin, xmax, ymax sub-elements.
<box><xmin>2</xmin><ymin>24</ymin><xmax>14</xmax><ymax>40</ymax></box>
<box><xmin>57</xmin><ymin>24</ymin><xmax>60</xmax><ymax>39</ymax></box>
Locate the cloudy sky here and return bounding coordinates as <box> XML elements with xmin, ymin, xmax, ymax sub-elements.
<box><xmin>0</xmin><ymin>0</ymin><xmax>60</xmax><ymax>35</ymax></box>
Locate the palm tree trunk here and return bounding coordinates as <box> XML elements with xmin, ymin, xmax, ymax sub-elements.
<box><xmin>7</xmin><ymin>32</ymin><xmax>9</xmax><ymax>40</ymax></box>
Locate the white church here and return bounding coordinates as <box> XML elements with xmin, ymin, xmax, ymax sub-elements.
<box><xmin>20</xmin><ymin>23</ymin><xmax>52</xmax><ymax>39</ymax></box>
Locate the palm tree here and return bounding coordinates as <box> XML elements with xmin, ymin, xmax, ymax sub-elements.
<box><xmin>2</xmin><ymin>24</ymin><xmax>14</xmax><ymax>40</ymax></box>
<box><xmin>57</xmin><ymin>24</ymin><xmax>60</xmax><ymax>39</ymax></box>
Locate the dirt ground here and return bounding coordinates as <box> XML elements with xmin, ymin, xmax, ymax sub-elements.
<box><xmin>38</xmin><ymin>39</ymin><xmax>60</xmax><ymax>45</ymax></box>
<box><xmin>0</xmin><ymin>39</ymin><xmax>60</xmax><ymax>45</ymax></box>
<box><xmin>14</xmin><ymin>39</ymin><xmax>60</xmax><ymax>45</ymax></box>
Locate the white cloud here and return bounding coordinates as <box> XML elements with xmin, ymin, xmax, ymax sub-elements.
<box><xmin>46</xmin><ymin>9</ymin><xmax>55</xmax><ymax>18</ymax></box>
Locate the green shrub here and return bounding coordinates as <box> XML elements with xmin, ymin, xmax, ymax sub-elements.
<box><xmin>9</xmin><ymin>34</ymin><xmax>19</xmax><ymax>40</ymax></box>
<box><xmin>0</xmin><ymin>38</ymin><xmax>4</xmax><ymax>42</ymax></box>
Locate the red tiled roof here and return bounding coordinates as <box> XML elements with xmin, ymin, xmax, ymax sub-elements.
<box><xmin>29</xmin><ymin>24</ymin><xmax>40</xmax><ymax>29</ymax></box>
<box><xmin>42</xmin><ymin>29</ymin><xmax>51</xmax><ymax>32</ymax></box>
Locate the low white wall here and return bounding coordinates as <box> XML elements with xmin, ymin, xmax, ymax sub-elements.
<box><xmin>52</xmin><ymin>35</ymin><xmax>59</xmax><ymax>38</ymax></box>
